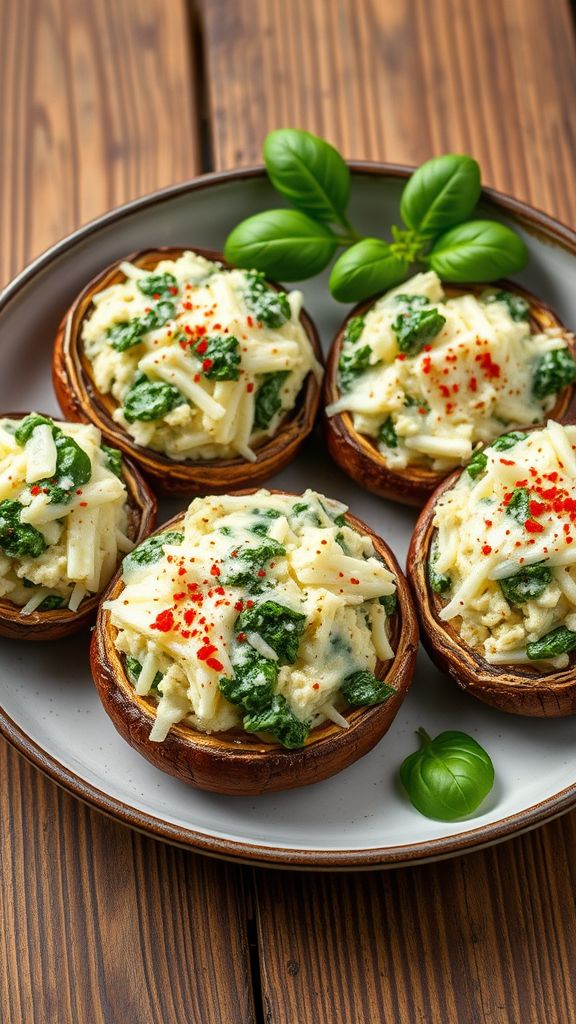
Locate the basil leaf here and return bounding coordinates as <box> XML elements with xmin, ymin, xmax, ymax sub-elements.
<box><xmin>263</xmin><ymin>128</ymin><xmax>350</xmax><ymax>226</ymax></box>
<box><xmin>527</xmin><ymin>626</ymin><xmax>576</xmax><ymax>661</ymax></box>
<box><xmin>400</xmin><ymin>154</ymin><xmax>481</xmax><ymax>235</ymax></box>
<box><xmin>427</xmin><ymin>220</ymin><xmax>529</xmax><ymax>281</ymax></box>
<box><xmin>329</xmin><ymin>239</ymin><xmax>407</xmax><ymax>303</ymax></box>
<box><xmin>400</xmin><ymin>728</ymin><xmax>494</xmax><ymax>821</ymax></box>
<box><xmin>224</xmin><ymin>209</ymin><xmax>338</xmax><ymax>280</ymax></box>
<box><xmin>500</xmin><ymin>563</ymin><xmax>552</xmax><ymax>605</ymax></box>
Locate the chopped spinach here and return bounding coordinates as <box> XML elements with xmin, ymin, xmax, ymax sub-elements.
<box><xmin>394</xmin><ymin>294</ymin><xmax>429</xmax><ymax>311</ymax></box>
<box><xmin>0</xmin><ymin>500</ymin><xmax>47</xmax><ymax>559</ymax></box>
<box><xmin>344</xmin><ymin>315</ymin><xmax>366</xmax><ymax>345</ymax></box>
<box><xmin>492</xmin><ymin>431</ymin><xmax>528</xmax><ymax>451</ymax></box>
<box><xmin>243</xmin><ymin>694</ymin><xmax>309</xmax><ymax>749</ymax></box>
<box><xmin>499</xmin><ymin>563</ymin><xmax>552</xmax><ymax>605</ymax></box>
<box><xmin>101</xmin><ymin>444</ymin><xmax>123</xmax><ymax>478</ymax></box>
<box><xmin>404</xmin><ymin>394</ymin><xmax>430</xmax><ymax>411</ymax></box>
<box><xmin>32</xmin><ymin>432</ymin><xmax>92</xmax><ymax>505</ymax></box>
<box><xmin>253</xmin><ymin>371</ymin><xmax>289</xmax><ymax>429</ymax></box>
<box><xmin>485</xmin><ymin>290</ymin><xmax>530</xmax><ymax>322</ymax></box>
<box><xmin>378</xmin><ymin>416</ymin><xmax>398</xmax><ymax>448</ymax></box>
<box><xmin>107</xmin><ymin>320</ymin><xmax>146</xmax><ymax>352</ymax></box>
<box><xmin>139</xmin><ymin>300</ymin><xmax>177</xmax><ymax>331</ymax></box>
<box><xmin>136</xmin><ymin>272</ymin><xmax>178</xmax><ymax>299</ymax></box>
<box><xmin>338</xmin><ymin>343</ymin><xmax>372</xmax><ymax>391</ymax></box>
<box><xmin>244</xmin><ymin>270</ymin><xmax>291</xmax><ymax>327</ymax></box>
<box><xmin>195</xmin><ymin>334</ymin><xmax>241</xmax><ymax>381</ymax></box>
<box><xmin>428</xmin><ymin>540</ymin><xmax>452</xmax><ymax>594</ymax></box>
<box><xmin>235</xmin><ymin>599</ymin><xmax>306</xmax><ymax>664</ymax></box>
<box><xmin>124</xmin><ymin>530</ymin><xmax>184</xmax><ymax>571</ymax></box>
<box><xmin>223</xmin><ymin>540</ymin><xmax>286</xmax><ymax>592</ymax></box>
<box><xmin>392</xmin><ymin>306</ymin><xmax>446</xmax><ymax>356</ymax></box>
<box><xmin>125</xmin><ymin>655</ymin><xmax>163</xmax><ymax>692</ymax></box>
<box><xmin>379</xmin><ymin>592</ymin><xmax>398</xmax><ymax>617</ymax></box>
<box><xmin>122</xmin><ymin>375</ymin><xmax>185</xmax><ymax>423</ymax></box>
<box><xmin>219</xmin><ymin>646</ymin><xmax>278</xmax><ymax>713</ymax></box>
<box><xmin>466</xmin><ymin>449</ymin><xmax>488</xmax><ymax>479</ymax></box>
<box><xmin>15</xmin><ymin>414</ymin><xmax>56</xmax><ymax>446</ymax></box>
<box><xmin>37</xmin><ymin>595</ymin><xmax>65</xmax><ymax>611</ymax></box>
<box><xmin>533</xmin><ymin>349</ymin><xmax>576</xmax><ymax>399</ymax></box>
<box><xmin>527</xmin><ymin>626</ymin><xmax>576</xmax><ymax>661</ymax></box>
<box><xmin>505</xmin><ymin>487</ymin><xmax>531</xmax><ymax>525</ymax></box>
<box><xmin>341</xmin><ymin>670</ymin><xmax>395</xmax><ymax>707</ymax></box>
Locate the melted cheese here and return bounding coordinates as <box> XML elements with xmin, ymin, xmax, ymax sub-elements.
<box><xmin>106</xmin><ymin>489</ymin><xmax>396</xmax><ymax>741</ymax></box>
<box><xmin>82</xmin><ymin>251</ymin><xmax>322</xmax><ymax>462</ymax></box>
<box><xmin>326</xmin><ymin>271</ymin><xmax>573</xmax><ymax>471</ymax></box>
<box><xmin>0</xmin><ymin>418</ymin><xmax>132</xmax><ymax>611</ymax></box>
<box><xmin>432</xmin><ymin>422</ymin><xmax>576</xmax><ymax>665</ymax></box>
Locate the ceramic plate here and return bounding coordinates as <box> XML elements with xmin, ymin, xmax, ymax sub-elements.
<box><xmin>1</xmin><ymin>165</ymin><xmax>575</xmax><ymax>869</ymax></box>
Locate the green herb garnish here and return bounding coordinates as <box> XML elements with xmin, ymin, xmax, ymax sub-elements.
<box><xmin>400</xmin><ymin>728</ymin><xmax>495</xmax><ymax>821</ymax></box>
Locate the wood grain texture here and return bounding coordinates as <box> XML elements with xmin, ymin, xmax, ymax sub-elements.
<box><xmin>255</xmin><ymin>821</ymin><xmax>576</xmax><ymax>1024</ymax></box>
<box><xmin>0</xmin><ymin>742</ymin><xmax>255</xmax><ymax>1024</ymax></box>
<box><xmin>0</xmin><ymin>2</ymin><xmax>254</xmax><ymax>1022</ymax></box>
<box><xmin>201</xmin><ymin>0</ymin><xmax>576</xmax><ymax>223</ymax></box>
<box><xmin>0</xmin><ymin>0</ymin><xmax>199</xmax><ymax>288</ymax></box>
<box><xmin>201</xmin><ymin>1</ymin><xmax>576</xmax><ymax>1022</ymax></box>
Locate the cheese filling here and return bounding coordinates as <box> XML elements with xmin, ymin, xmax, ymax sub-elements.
<box><xmin>0</xmin><ymin>416</ymin><xmax>133</xmax><ymax>613</ymax></box>
<box><xmin>326</xmin><ymin>271</ymin><xmax>576</xmax><ymax>472</ymax></box>
<box><xmin>81</xmin><ymin>251</ymin><xmax>323</xmax><ymax>462</ymax></box>
<box><xmin>105</xmin><ymin>489</ymin><xmax>398</xmax><ymax>748</ymax></box>
<box><xmin>430</xmin><ymin>422</ymin><xmax>576</xmax><ymax>668</ymax></box>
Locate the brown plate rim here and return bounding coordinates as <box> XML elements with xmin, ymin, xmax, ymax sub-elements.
<box><xmin>2</xmin><ymin>162</ymin><xmax>576</xmax><ymax>869</ymax></box>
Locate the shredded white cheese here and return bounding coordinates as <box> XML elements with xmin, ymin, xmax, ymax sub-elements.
<box><xmin>82</xmin><ymin>251</ymin><xmax>323</xmax><ymax>462</ymax></box>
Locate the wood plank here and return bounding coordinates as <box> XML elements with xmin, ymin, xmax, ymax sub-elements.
<box><xmin>201</xmin><ymin>0</ymin><xmax>576</xmax><ymax>223</ymax></box>
<box><xmin>0</xmin><ymin>1</ymin><xmax>255</xmax><ymax>1021</ymax></box>
<box><xmin>0</xmin><ymin>742</ymin><xmax>255</xmax><ymax>1024</ymax></box>
<box><xmin>202</xmin><ymin>1</ymin><xmax>576</xmax><ymax>1021</ymax></box>
<box><xmin>255</xmin><ymin>821</ymin><xmax>576</xmax><ymax>1024</ymax></box>
<box><xmin>0</xmin><ymin>0</ymin><xmax>199</xmax><ymax>288</ymax></box>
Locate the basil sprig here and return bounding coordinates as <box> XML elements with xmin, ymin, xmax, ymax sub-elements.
<box><xmin>400</xmin><ymin>728</ymin><xmax>495</xmax><ymax>821</ymax></box>
<box><xmin>224</xmin><ymin>129</ymin><xmax>528</xmax><ymax>302</ymax></box>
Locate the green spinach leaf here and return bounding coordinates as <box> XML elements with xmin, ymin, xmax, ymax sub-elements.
<box><xmin>243</xmin><ymin>693</ymin><xmax>309</xmax><ymax>749</ymax></box>
<box><xmin>0</xmin><ymin>500</ymin><xmax>47</xmax><ymax>559</ymax></box>
<box><xmin>499</xmin><ymin>563</ymin><xmax>552</xmax><ymax>605</ymax></box>
<box><xmin>253</xmin><ymin>371</ymin><xmax>289</xmax><ymax>429</ymax></box>
<box><xmin>122</xmin><ymin>376</ymin><xmax>185</xmax><ymax>423</ymax></box>
<box><xmin>526</xmin><ymin>626</ymin><xmax>576</xmax><ymax>661</ymax></box>
<box><xmin>532</xmin><ymin>349</ymin><xmax>576</xmax><ymax>399</ymax></box>
<box><xmin>392</xmin><ymin>306</ymin><xmax>446</xmax><ymax>355</ymax></box>
<box><xmin>341</xmin><ymin>670</ymin><xmax>395</xmax><ymax>707</ymax></box>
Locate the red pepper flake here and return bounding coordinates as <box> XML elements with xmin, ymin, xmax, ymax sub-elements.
<box><xmin>234</xmin><ymin>600</ymin><xmax>244</xmax><ymax>612</ymax></box>
<box><xmin>246</xmin><ymin>382</ymin><xmax>254</xmax><ymax>393</ymax></box>
<box><xmin>214</xmin><ymin>586</ymin><xmax>225</xmax><ymax>596</ymax></box>
<box><xmin>482</xmin><ymin>545</ymin><xmax>492</xmax><ymax>555</ymax></box>
<box><xmin>169</xmin><ymin>286</ymin><xmax>178</xmax><ymax>296</ymax></box>
<box><xmin>151</xmin><ymin>609</ymin><xmax>174</xmax><ymax>632</ymax></box>
<box><xmin>525</xmin><ymin>519</ymin><xmax>544</xmax><ymax>534</ymax></box>
<box><xmin>178</xmin><ymin>566</ymin><xmax>186</xmax><ymax>576</ymax></box>
<box><xmin>246</xmin><ymin>600</ymin><xmax>254</xmax><ymax>608</ymax></box>
<box><xmin>196</xmin><ymin>325</ymin><xmax>207</xmax><ymax>337</ymax></box>
<box><xmin>152</xmin><ymin>292</ymin><xmax>160</xmax><ymax>301</ymax></box>
<box><xmin>469</xmin><ymin>376</ymin><xmax>478</xmax><ymax>393</ymax></box>
<box><xmin>396</xmin><ymin>353</ymin><xmax>407</xmax><ymax>362</ymax></box>
<box><xmin>195</xmin><ymin>339</ymin><xmax>208</xmax><ymax>355</ymax></box>
<box><xmin>485</xmin><ymin>519</ymin><xmax>493</xmax><ymax>528</ymax></box>
<box><xmin>182</xmin><ymin>301</ymin><xmax>193</xmax><ymax>311</ymax></box>
<box><xmin>439</xmin><ymin>384</ymin><xmax>450</xmax><ymax>398</ymax></box>
<box><xmin>312</xmin><ymin>683</ymin><xmax>320</xmax><ymax>690</ymax></box>
<box><xmin>422</xmin><ymin>356</ymin><xmax>432</xmax><ymax>375</ymax></box>
<box><xmin>210</xmin><ymin>563</ymin><xmax>221</xmax><ymax>577</ymax></box>
<box><xmin>246</xmin><ymin>316</ymin><xmax>254</xmax><ymax>327</ymax></box>
<box><xmin>181</xmin><ymin>630</ymin><xmax>191</xmax><ymax>639</ymax></box>
<box><xmin>350</xmin><ymin>577</ymin><xmax>360</xmax><ymax>585</ymax></box>
<box><xmin>30</xmin><ymin>485</ymin><xmax>41</xmax><ymax>496</ymax></box>
<box><xmin>173</xmin><ymin>592</ymin><xmax>186</xmax><ymax>601</ymax></box>
<box><xmin>257</xmin><ymin>569</ymin><xmax>266</xmax><ymax>578</ymax></box>
<box><xmin>184</xmin><ymin>609</ymin><xmax>196</xmax><ymax>625</ymax></box>
<box><xmin>202</xmin><ymin>358</ymin><xmax>214</xmax><ymax>372</ymax></box>
<box><xmin>194</xmin><ymin>373</ymin><xmax>200</xmax><ymax>383</ymax></box>
<box><xmin>206</xmin><ymin>657</ymin><xmax>223</xmax><ymax>672</ymax></box>
<box><xmin>236</xmin><ymin>632</ymin><xmax>247</xmax><ymax>642</ymax></box>
<box><xmin>76</xmin><ymin>489</ymin><xmax>82</xmax><ymax>495</ymax></box>
<box><xmin>476</xmin><ymin>352</ymin><xmax>501</xmax><ymax>379</ymax></box>
<box><xmin>79</xmin><ymin>501</ymin><xmax>88</xmax><ymax>507</ymax></box>
<box><xmin>197</xmin><ymin>644</ymin><xmax>217</xmax><ymax>661</ymax></box>
<box><xmin>529</xmin><ymin>501</ymin><xmax>547</xmax><ymax>518</ymax></box>
<box><xmin>499</xmin><ymin>459</ymin><xmax>515</xmax><ymax>466</ymax></box>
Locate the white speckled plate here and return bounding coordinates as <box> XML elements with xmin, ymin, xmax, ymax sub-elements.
<box><xmin>1</xmin><ymin>165</ymin><xmax>575</xmax><ymax>869</ymax></box>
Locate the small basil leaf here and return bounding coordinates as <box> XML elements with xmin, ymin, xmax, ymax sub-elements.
<box><xmin>263</xmin><ymin>128</ymin><xmax>350</xmax><ymax>226</ymax></box>
<box><xmin>400</xmin><ymin>728</ymin><xmax>495</xmax><ymax>821</ymax></box>
<box><xmin>329</xmin><ymin>239</ymin><xmax>407</xmax><ymax>303</ymax></box>
<box><xmin>224</xmin><ymin>209</ymin><xmax>338</xmax><ymax>280</ymax></box>
<box><xmin>427</xmin><ymin>220</ymin><xmax>529</xmax><ymax>282</ymax></box>
<box><xmin>400</xmin><ymin>154</ymin><xmax>481</xmax><ymax>235</ymax></box>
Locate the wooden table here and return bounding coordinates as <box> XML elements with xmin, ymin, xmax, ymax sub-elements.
<box><xmin>1</xmin><ymin>1</ymin><xmax>576</xmax><ymax>1020</ymax></box>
